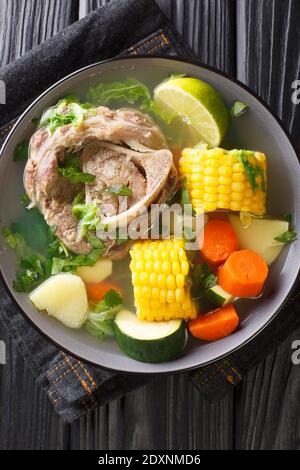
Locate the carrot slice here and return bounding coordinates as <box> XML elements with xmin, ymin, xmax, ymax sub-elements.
<box><xmin>85</xmin><ymin>281</ymin><xmax>124</xmax><ymax>302</ymax></box>
<box><xmin>200</xmin><ymin>220</ymin><xmax>239</xmax><ymax>265</ymax></box>
<box><xmin>218</xmin><ymin>249</ymin><xmax>268</xmax><ymax>297</ymax></box>
<box><xmin>188</xmin><ymin>304</ymin><xmax>239</xmax><ymax>341</ymax></box>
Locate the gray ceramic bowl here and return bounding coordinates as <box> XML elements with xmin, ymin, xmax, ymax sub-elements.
<box><xmin>0</xmin><ymin>57</ymin><xmax>299</xmax><ymax>374</ymax></box>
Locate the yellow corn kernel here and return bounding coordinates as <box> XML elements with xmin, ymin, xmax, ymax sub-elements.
<box><xmin>162</xmin><ymin>261</ymin><xmax>171</xmax><ymax>275</ymax></box>
<box><xmin>166</xmin><ymin>274</ymin><xmax>176</xmax><ymax>290</ymax></box>
<box><xmin>167</xmin><ymin>290</ymin><xmax>175</xmax><ymax>303</ymax></box>
<box><xmin>153</xmin><ymin>260</ymin><xmax>161</xmax><ymax>273</ymax></box>
<box><xmin>176</xmin><ymin>273</ymin><xmax>185</xmax><ymax>288</ymax></box>
<box><xmin>175</xmin><ymin>288</ymin><xmax>185</xmax><ymax>303</ymax></box>
<box><xmin>157</xmin><ymin>273</ymin><xmax>166</xmax><ymax>289</ymax></box>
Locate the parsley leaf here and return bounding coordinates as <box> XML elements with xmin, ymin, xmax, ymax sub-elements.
<box><xmin>105</xmin><ymin>185</ymin><xmax>133</xmax><ymax>197</ymax></box>
<box><xmin>233</xmin><ymin>150</ymin><xmax>266</xmax><ymax>193</ymax></box>
<box><xmin>3</xmin><ymin>205</ymin><xmax>104</xmax><ymax>291</ymax></box>
<box><xmin>72</xmin><ymin>203</ymin><xmax>100</xmax><ymax>238</ymax></box>
<box><xmin>169</xmin><ymin>73</ymin><xmax>186</xmax><ymax>79</ymax></box>
<box><xmin>87</xmin><ymin>77</ymin><xmax>151</xmax><ymax>107</ymax></box>
<box><xmin>84</xmin><ymin>289</ymin><xmax>123</xmax><ymax>340</ymax></box>
<box><xmin>21</xmin><ymin>194</ymin><xmax>30</xmax><ymax>207</ymax></box>
<box><xmin>191</xmin><ymin>263</ymin><xmax>217</xmax><ymax>298</ymax></box>
<box><xmin>13</xmin><ymin>140</ymin><xmax>29</xmax><ymax>161</ymax></box>
<box><xmin>88</xmin><ymin>235</ymin><xmax>105</xmax><ymax>250</ymax></box>
<box><xmin>283</xmin><ymin>213</ymin><xmax>293</xmax><ymax>224</ymax></box>
<box><xmin>58</xmin><ymin>167</ymin><xmax>95</xmax><ymax>183</ymax></box>
<box><xmin>103</xmin><ymin>289</ymin><xmax>123</xmax><ymax>307</ymax></box>
<box><xmin>230</xmin><ymin>101</ymin><xmax>248</xmax><ymax>118</ymax></box>
<box><xmin>58</xmin><ymin>152</ymin><xmax>95</xmax><ymax>184</ymax></box>
<box><xmin>13</xmin><ymin>254</ymin><xmax>47</xmax><ymax>293</ymax></box>
<box><xmin>87</xmin><ymin>77</ymin><xmax>176</xmax><ymax>124</ymax></box>
<box><xmin>274</xmin><ymin>230</ymin><xmax>297</xmax><ymax>243</ymax></box>
<box><xmin>73</xmin><ymin>191</ymin><xmax>85</xmax><ymax>205</ymax></box>
<box><xmin>38</xmin><ymin>100</ymin><xmax>90</xmax><ymax>134</ymax></box>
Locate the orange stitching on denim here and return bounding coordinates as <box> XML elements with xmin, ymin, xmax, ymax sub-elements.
<box><xmin>194</xmin><ymin>365</ymin><xmax>222</xmax><ymax>385</ymax></box>
<box><xmin>161</xmin><ymin>32</ymin><xmax>170</xmax><ymax>45</ymax></box>
<box><xmin>130</xmin><ymin>32</ymin><xmax>169</xmax><ymax>55</ymax></box>
<box><xmin>62</xmin><ymin>353</ymin><xmax>97</xmax><ymax>410</ymax></box>
<box><xmin>78</xmin><ymin>361</ymin><xmax>97</xmax><ymax>390</ymax></box>
<box><xmin>145</xmin><ymin>42</ymin><xmax>167</xmax><ymax>56</ymax></box>
<box><xmin>52</xmin><ymin>367</ymin><xmax>73</xmax><ymax>384</ymax></box>
<box><xmin>47</xmin><ymin>355</ymin><xmax>68</xmax><ymax>378</ymax></box>
<box><xmin>223</xmin><ymin>358</ymin><xmax>243</xmax><ymax>381</ymax></box>
<box><xmin>48</xmin><ymin>389</ymin><xmax>61</xmax><ymax>405</ymax></box>
<box><xmin>131</xmin><ymin>35</ymin><xmax>161</xmax><ymax>53</ymax></box>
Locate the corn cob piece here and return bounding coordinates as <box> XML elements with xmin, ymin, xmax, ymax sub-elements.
<box><xmin>130</xmin><ymin>239</ymin><xmax>197</xmax><ymax>321</ymax></box>
<box><xmin>179</xmin><ymin>148</ymin><xmax>267</xmax><ymax>215</ymax></box>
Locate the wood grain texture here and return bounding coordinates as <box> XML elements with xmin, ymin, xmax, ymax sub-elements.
<box><xmin>235</xmin><ymin>0</ymin><xmax>300</xmax><ymax>450</ymax></box>
<box><xmin>70</xmin><ymin>376</ymin><xmax>234</xmax><ymax>450</ymax></box>
<box><xmin>80</xmin><ymin>0</ymin><xmax>236</xmax><ymax>73</ymax></box>
<box><xmin>0</xmin><ymin>0</ymin><xmax>78</xmax><ymax>67</ymax></box>
<box><xmin>0</xmin><ymin>326</ymin><xmax>69</xmax><ymax>449</ymax></box>
<box><xmin>234</xmin><ymin>324</ymin><xmax>300</xmax><ymax>449</ymax></box>
<box><xmin>237</xmin><ymin>0</ymin><xmax>300</xmax><ymax>142</ymax></box>
<box><xmin>157</xmin><ymin>0</ymin><xmax>236</xmax><ymax>73</ymax></box>
<box><xmin>0</xmin><ymin>0</ymin><xmax>77</xmax><ymax>450</ymax></box>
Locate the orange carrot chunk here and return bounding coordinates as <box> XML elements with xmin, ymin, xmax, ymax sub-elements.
<box><xmin>188</xmin><ymin>304</ymin><xmax>239</xmax><ymax>341</ymax></box>
<box><xmin>85</xmin><ymin>281</ymin><xmax>124</xmax><ymax>302</ymax></box>
<box><xmin>200</xmin><ymin>220</ymin><xmax>239</xmax><ymax>265</ymax></box>
<box><xmin>218</xmin><ymin>249</ymin><xmax>268</xmax><ymax>297</ymax></box>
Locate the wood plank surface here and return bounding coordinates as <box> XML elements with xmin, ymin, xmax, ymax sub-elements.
<box><xmin>0</xmin><ymin>0</ymin><xmax>78</xmax><ymax>67</ymax></box>
<box><xmin>0</xmin><ymin>327</ymin><xmax>69</xmax><ymax>450</ymax></box>
<box><xmin>70</xmin><ymin>376</ymin><xmax>234</xmax><ymax>450</ymax></box>
<box><xmin>0</xmin><ymin>0</ymin><xmax>77</xmax><ymax>449</ymax></box>
<box><xmin>234</xmin><ymin>0</ymin><xmax>300</xmax><ymax>450</ymax></box>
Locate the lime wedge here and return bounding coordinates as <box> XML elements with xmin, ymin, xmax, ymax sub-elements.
<box><xmin>154</xmin><ymin>77</ymin><xmax>229</xmax><ymax>147</ymax></box>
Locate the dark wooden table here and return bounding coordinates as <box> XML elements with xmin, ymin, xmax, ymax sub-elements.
<box><xmin>1</xmin><ymin>0</ymin><xmax>300</xmax><ymax>450</ymax></box>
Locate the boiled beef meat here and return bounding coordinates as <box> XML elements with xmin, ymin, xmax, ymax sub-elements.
<box><xmin>24</xmin><ymin>106</ymin><xmax>178</xmax><ymax>258</ymax></box>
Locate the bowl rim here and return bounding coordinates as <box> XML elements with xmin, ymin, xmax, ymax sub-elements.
<box><xmin>0</xmin><ymin>54</ymin><xmax>299</xmax><ymax>375</ymax></box>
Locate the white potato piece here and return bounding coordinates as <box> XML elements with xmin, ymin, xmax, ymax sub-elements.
<box><xmin>229</xmin><ymin>215</ymin><xmax>289</xmax><ymax>265</ymax></box>
<box><xmin>29</xmin><ymin>273</ymin><xmax>88</xmax><ymax>329</ymax></box>
<box><xmin>76</xmin><ymin>258</ymin><xmax>112</xmax><ymax>284</ymax></box>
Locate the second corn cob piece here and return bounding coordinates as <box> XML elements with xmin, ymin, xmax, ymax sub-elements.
<box><xmin>130</xmin><ymin>239</ymin><xmax>197</xmax><ymax>321</ymax></box>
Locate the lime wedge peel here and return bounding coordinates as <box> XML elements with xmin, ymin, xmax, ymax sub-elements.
<box><xmin>154</xmin><ymin>77</ymin><xmax>229</xmax><ymax>148</ymax></box>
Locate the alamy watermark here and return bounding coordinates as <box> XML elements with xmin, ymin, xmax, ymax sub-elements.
<box><xmin>95</xmin><ymin>202</ymin><xmax>205</xmax><ymax>251</ymax></box>
<box><xmin>0</xmin><ymin>340</ymin><xmax>6</xmax><ymax>365</ymax></box>
<box><xmin>0</xmin><ymin>79</ymin><xmax>5</xmax><ymax>104</ymax></box>
<box><xmin>291</xmin><ymin>80</ymin><xmax>300</xmax><ymax>104</ymax></box>
<box><xmin>291</xmin><ymin>340</ymin><xmax>300</xmax><ymax>365</ymax></box>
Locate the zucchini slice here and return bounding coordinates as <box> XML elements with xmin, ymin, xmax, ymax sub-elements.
<box><xmin>114</xmin><ymin>309</ymin><xmax>186</xmax><ymax>363</ymax></box>
<box><xmin>205</xmin><ymin>284</ymin><xmax>234</xmax><ymax>307</ymax></box>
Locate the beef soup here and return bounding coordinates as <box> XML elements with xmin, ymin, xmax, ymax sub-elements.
<box><xmin>0</xmin><ymin>58</ymin><xmax>299</xmax><ymax>369</ymax></box>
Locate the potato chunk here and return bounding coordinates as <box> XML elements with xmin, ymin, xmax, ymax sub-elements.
<box><xmin>229</xmin><ymin>215</ymin><xmax>289</xmax><ymax>265</ymax></box>
<box><xmin>76</xmin><ymin>258</ymin><xmax>112</xmax><ymax>284</ymax></box>
<box><xmin>29</xmin><ymin>274</ymin><xmax>88</xmax><ymax>328</ymax></box>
